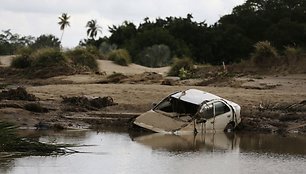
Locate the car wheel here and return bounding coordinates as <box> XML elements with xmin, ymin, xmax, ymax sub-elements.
<box><xmin>224</xmin><ymin>122</ymin><xmax>235</xmax><ymax>132</ymax></box>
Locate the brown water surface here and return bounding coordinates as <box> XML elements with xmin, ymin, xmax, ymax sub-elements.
<box><xmin>1</xmin><ymin>130</ymin><xmax>306</xmax><ymax>174</ymax></box>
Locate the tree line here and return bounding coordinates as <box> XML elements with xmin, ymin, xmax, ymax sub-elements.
<box><xmin>105</xmin><ymin>0</ymin><xmax>306</xmax><ymax>65</ymax></box>
<box><xmin>1</xmin><ymin>0</ymin><xmax>306</xmax><ymax>67</ymax></box>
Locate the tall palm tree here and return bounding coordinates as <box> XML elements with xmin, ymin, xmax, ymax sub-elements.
<box><xmin>58</xmin><ymin>13</ymin><xmax>70</xmax><ymax>42</ymax></box>
<box><xmin>86</xmin><ymin>19</ymin><xmax>102</xmax><ymax>39</ymax></box>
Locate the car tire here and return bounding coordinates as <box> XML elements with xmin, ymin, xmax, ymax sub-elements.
<box><xmin>224</xmin><ymin>122</ymin><xmax>235</xmax><ymax>132</ymax></box>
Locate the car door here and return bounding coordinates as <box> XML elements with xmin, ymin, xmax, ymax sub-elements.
<box><xmin>212</xmin><ymin>101</ymin><xmax>232</xmax><ymax>130</ymax></box>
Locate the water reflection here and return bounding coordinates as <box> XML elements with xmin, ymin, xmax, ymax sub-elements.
<box><xmin>132</xmin><ymin>132</ymin><xmax>306</xmax><ymax>155</ymax></box>
<box><xmin>132</xmin><ymin>133</ymin><xmax>239</xmax><ymax>152</ymax></box>
<box><xmin>1</xmin><ymin>130</ymin><xmax>306</xmax><ymax>174</ymax></box>
<box><xmin>239</xmin><ymin>133</ymin><xmax>306</xmax><ymax>155</ymax></box>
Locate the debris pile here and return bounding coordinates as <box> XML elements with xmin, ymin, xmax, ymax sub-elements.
<box><xmin>62</xmin><ymin>96</ymin><xmax>117</xmax><ymax>110</ymax></box>
<box><xmin>99</xmin><ymin>72</ymin><xmax>163</xmax><ymax>84</ymax></box>
<box><xmin>0</xmin><ymin>87</ymin><xmax>37</xmax><ymax>101</ymax></box>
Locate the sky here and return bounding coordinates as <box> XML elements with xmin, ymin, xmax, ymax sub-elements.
<box><xmin>0</xmin><ymin>0</ymin><xmax>245</xmax><ymax>48</ymax></box>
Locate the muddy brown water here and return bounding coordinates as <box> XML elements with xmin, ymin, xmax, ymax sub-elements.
<box><xmin>1</xmin><ymin>129</ymin><xmax>306</xmax><ymax>174</ymax></box>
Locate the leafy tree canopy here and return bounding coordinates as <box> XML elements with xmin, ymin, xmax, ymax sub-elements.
<box><xmin>102</xmin><ymin>0</ymin><xmax>306</xmax><ymax>65</ymax></box>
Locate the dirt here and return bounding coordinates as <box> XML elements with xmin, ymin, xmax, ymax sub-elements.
<box><xmin>0</xmin><ymin>55</ymin><xmax>306</xmax><ymax>134</ymax></box>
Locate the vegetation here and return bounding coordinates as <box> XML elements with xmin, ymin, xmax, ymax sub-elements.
<box><xmin>0</xmin><ymin>121</ymin><xmax>61</xmax><ymax>155</ymax></box>
<box><xmin>11</xmin><ymin>55</ymin><xmax>32</xmax><ymax>69</ymax></box>
<box><xmin>252</xmin><ymin>41</ymin><xmax>279</xmax><ymax>68</ymax></box>
<box><xmin>10</xmin><ymin>48</ymin><xmax>72</xmax><ymax>78</ymax></box>
<box><xmin>30</xmin><ymin>48</ymin><xmax>66</xmax><ymax>68</ymax></box>
<box><xmin>108</xmin><ymin>49</ymin><xmax>131</xmax><ymax>66</ymax></box>
<box><xmin>136</xmin><ymin>44</ymin><xmax>171</xmax><ymax>67</ymax></box>
<box><xmin>65</xmin><ymin>47</ymin><xmax>99</xmax><ymax>71</ymax></box>
<box><xmin>58</xmin><ymin>13</ymin><xmax>70</xmax><ymax>43</ymax></box>
<box><xmin>168</xmin><ymin>57</ymin><xmax>194</xmax><ymax>77</ymax></box>
<box><xmin>86</xmin><ymin>20</ymin><xmax>102</xmax><ymax>40</ymax></box>
<box><xmin>10</xmin><ymin>46</ymin><xmax>100</xmax><ymax>78</ymax></box>
<box><xmin>100</xmin><ymin>0</ymin><xmax>306</xmax><ymax>66</ymax></box>
<box><xmin>30</xmin><ymin>34</ymin><xmax>61</xmax><ymax>50</ymax></box>
<box><xmin>2</xmin><ymin>0</ymin><xmax>306</xmax><ymax>75</ymax></box>
<box><xmin>99</xmin><ymin>42</ymin><xmax>117</xmax><ymax>55</ymax></box>
<box><xmin>0</xmin><ymin>30</ymin><xmax>34</xmax><ymax>55</ymax></box>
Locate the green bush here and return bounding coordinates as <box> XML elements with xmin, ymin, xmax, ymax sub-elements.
<box><xmin>137</xmin><ymin>44</ymin><xmax>171</xmax><ymax>67</ymax></box>
<box><xmin>99</xmin><ymin>42</ymin><xmax>117</xmax><ymax>55</ymax></box>
<box><xmin>16</xmin><ymin>47</ymin><xmax>34</xmax><ymax>56</ymax></box>
<box><xmin>11</xmin><ymin>47</ymin><xmax>34</xmax><ymax>69</ymax></box>
<box><xmin>251</xmin><ymin>41</ymin><xmax>278</xmax><ymax>68</ymax></box>
<box><xmin>168</xmin><ymin>57</ymin><xmax>194</xmax><ymax>77</ymax></box>
<box><xmin>31</xmin><ymin>48</ymin><xmax>67</xmax><ymax>68</ymax></box>
<box><xmin>65</xmin><ymin>47</ymin><xmax>98</xmax><ymax>71</ymax></box>
<box><xmin>108</xmin><ymin>49</ymin><xmax>131</xmax><ymax>66</ymax></box>
<box><xmin>85</xmin><ymin>45</ymin><xmax>103</xmax><ymax>58</ymax></box>
<box><xmin>11</xmin><ymin>55</ymin><xmax>32</xmax><ymax>69</ymax></box>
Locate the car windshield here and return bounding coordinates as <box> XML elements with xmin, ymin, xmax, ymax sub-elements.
<box><xmin>154</xmin><ymin>97</ymin><xmax>199</xmax><ymax>116</ymax></box>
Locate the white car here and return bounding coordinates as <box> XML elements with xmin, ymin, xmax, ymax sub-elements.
<box><xmin>133</xmin><ymin>89</ymin><xmax>241</xmax><ymax>134</ymax></box>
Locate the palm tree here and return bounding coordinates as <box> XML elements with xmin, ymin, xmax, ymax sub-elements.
<box><xmin>86</xmin><ymin>19</ymin><xmax>102</xmax><ymax>39</ymax></box>
<box><xmin>58</xmin><ymin>13</ymin><xmax>70</xmax><ymax>42</ymax></box>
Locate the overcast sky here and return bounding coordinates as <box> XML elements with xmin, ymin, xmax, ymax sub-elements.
<box><xmin>0</xmin><ymin>0</ymin><xmax>245</xmax><ymax>47</ymax></box>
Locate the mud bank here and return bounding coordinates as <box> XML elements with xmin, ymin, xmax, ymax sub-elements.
<box><xmin>0</xmin><ymin>85</ymin><xmax>305</xmax><ymax>134</ymax></box>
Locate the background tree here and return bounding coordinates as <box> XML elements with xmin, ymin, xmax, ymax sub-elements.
<box><xmin>58</xmin><ymin>13</ymin><xmax>70</xmax><ymax>43</ymax></box>
<box><xmin>80</xmin><ymin>0</ymin><xmax>306</xmax><ymax>66</ymax></box>
<box><xmin>0</xmin><ymin>29</ymin><xmax>34</xmax><ymax>55</ymax></box>
<box><xmin>30</xmin><ymin>34</ymin><xmax>61</xmax><ymax>50</ymax></box>
<box><xmin>86</xmin><ymin>20</ymin><xmax>102</xmax><ymax>40</ymax></box>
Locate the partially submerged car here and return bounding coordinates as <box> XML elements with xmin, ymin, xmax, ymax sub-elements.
<box><xmin>133</xmin><ymin>89</ymin><xmax>241</xmax><ymax>134</ymax></box>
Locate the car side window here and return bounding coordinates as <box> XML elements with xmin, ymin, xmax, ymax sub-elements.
<box><xmin>200</xmin><ymin>103</ymin><xmax>214</xmax><ymax>119</ymax></box>
<box><xmin>214</xmin><ymin>101</ymin><xmax>230</xmax><ymax>116</ymax></box>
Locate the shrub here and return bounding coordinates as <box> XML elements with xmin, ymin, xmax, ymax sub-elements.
<box><xmin>251</xmin><ymin>41</ymin><xmax>278</xmax><ymax>68</ymax></box>
<box><xmin>16</xmin><ymin>47</ymin><xmax>34</xmax><ymax>56</ymax></box>
<box><xmin>11</xmin><ymin>47</ymin><xmax>34</xmax><ymax>69</ymax></box>
<box><xmin>85</xmin><ymin>45</ymin><xmax>103</xmax><ymax>58</ymax></box>
<box><xmin>283</xmin><ymin>46</ymin><xmax>306</xmax><ymax>73</ymax></box>
<box><xmin>65</xmin><ymin>47</ymin><xmax>99</xmax><ymax>71</ymax></box>
<box><xmin>11</xmin><ymin>55</ymin><xmax>32</xmax><ymax>69</ymax></box>
<box><xmin>31</xmin><ymin>48</ymin><xmax>67</xmax><ymax>68</ymax></box>
<box><xmin>137</xmin><ymin>44</ymin><xmax>171</xmax><ymax>67</ymax></box>
<box><xmin>284</xmin><ymin>46</ymin><xmax>303</xmax><ymax>65</ymax></box>
<box><xmin>108</xmin><ymin>49</ymin><xmax>131</xmax><ymax>66</ymax></box>
<box><xmin>168</xmin><ymin>57</ymin><xmax>194</xmax><ymax>77</ymax></box>
<box><xmin>99</xmin><ymin>42</ymin><xmax>117</xmax><ymax>55</ymax></box>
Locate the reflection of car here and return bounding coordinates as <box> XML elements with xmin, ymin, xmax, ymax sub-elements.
<box><xmin>133</xmin><ymin>133</ymin><xmax>240</xmax><ymax>152</ymax></box>
<box><xmin>133</xmin><ymin>89</ymin><xmax>241</xmax><ymax>134</ymax></box>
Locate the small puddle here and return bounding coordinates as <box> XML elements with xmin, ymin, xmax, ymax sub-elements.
<box><xmin>1</xmin><ymin>129</ymin><xmax>306</xmax><ymax>174</ymax></box>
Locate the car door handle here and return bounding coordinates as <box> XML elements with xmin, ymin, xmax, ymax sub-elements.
<box><xmin>227</xmin><ymin>115</ymin><xmax>231</xmax><ymax>118</ymax></box>
<box><xmin>211</xmin><ymin>121</ymin><xmax>214</xmax><ymax>124</ymax></box>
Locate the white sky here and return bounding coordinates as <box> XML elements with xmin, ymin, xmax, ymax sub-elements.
<box><xmin>0</xmin><ymin>0</ymin><xmax>245</xmax><ymax>48</ymax></box>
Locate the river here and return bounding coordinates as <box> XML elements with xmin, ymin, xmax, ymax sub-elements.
<box><xmin>1</xmin><ymin>129</ymin><xmax>306</xmax><ymax>174</ymax></box>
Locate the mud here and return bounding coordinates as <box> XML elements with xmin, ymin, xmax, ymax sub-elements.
<box><xmin>0</xmin><ymin>59</ymin><xmax>306</xmax><ymax>134</ymax></box>
<box><xmin>0</xmin><ymin>85</ymin><xmax>305</xmax><ymax>134</ymax></box>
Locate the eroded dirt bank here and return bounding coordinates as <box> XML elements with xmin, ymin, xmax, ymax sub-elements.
<box><xmin>0</xmin><ymin>80</ymin><xmax>305</xmax><ymax>134</ymax></box>
<box><xmin>0</xmin><ymin>55</ymin><xmax>306</xmax><ymax>134</ymax></box>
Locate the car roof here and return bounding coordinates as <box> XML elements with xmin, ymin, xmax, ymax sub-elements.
<box><xmin>171</xmin><ymin>89</ymin><xmax>221</xmax><ymax>105</ymax></box>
